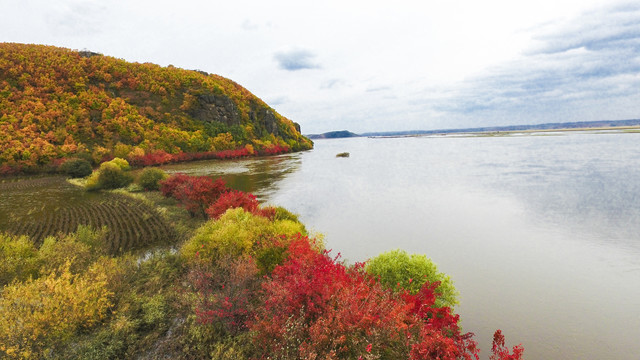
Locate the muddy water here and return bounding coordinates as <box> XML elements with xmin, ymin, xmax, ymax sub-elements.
<box><xmin>162</xmin><ymin>131</ymin><xmax>640</xmax><ymax>359</ymax></box>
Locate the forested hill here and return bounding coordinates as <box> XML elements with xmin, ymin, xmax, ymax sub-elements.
<box><xmin>0</xmin><ymin>43</ymin><xmax>312</xmax><ymax>173</ymax></box>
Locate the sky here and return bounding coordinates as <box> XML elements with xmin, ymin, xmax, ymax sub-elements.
<box><xmin>2</xmin><ymin>0</ymin><xmax>640</xmax><ymax>134</ymax></box>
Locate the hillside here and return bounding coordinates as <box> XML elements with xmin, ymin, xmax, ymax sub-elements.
<box><xmin>0</xmin><ymin>43</ymin><xmax>312</xmax><ymax>173</ymax></box>
<box><xmin>306</xmin><ymin>130</ymin><xmax>360</xmax><ymax>139</ymax></box>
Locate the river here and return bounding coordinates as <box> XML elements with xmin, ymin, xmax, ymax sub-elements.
<box><xmin>162</xmin><ymin>130</ymin><xmax>640</xmax><ymax>359</ymax></box>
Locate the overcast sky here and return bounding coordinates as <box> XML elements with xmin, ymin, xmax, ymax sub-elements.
<box><xmin>2</xmin><ymin>0</ymin><xmax>640</xmax><ymax>133</ymax></box>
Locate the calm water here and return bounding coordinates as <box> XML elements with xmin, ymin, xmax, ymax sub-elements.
<box><xmin>163</xmin><ymin>131</ymin><xmax>640</xmax><ymax>359</ymax></box>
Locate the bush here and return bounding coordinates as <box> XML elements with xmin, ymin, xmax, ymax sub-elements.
<box><xmin>180</xmin><ymin>208</ymin><xmax>306</xmax><ymax>268</ymax></box>
<box><xmin>97</xmin><ymin>163</ymin><xmax>134</xmax><ymax>189</ymax></box>
<box><xmin>160</xmin><ymin>174</ymin><xmax>226</xmax><ymax>217</ymax></box>
<box><xmin>60</xmin><ymin>158</ymin><xmax>93</xmax><ymax>178</ymax></box>
<box><xmin>86</xmin><ymin>159</ymin><xmax>134</xmax><ymax>191</ymax></box>
<box><xmin>137</xmin><ymin>167</ymin><xmax>168</xmax><ymax>191</ymax></box>
<box><xmin>0</xmin><ymin>233</ymin><xmax>40</xmax><ymax>286</ymax></box>
<box><xmin>205</xmin><ymin>190</ymin><xmax>259</xmax><ymax>219</ymax></box>
<box><xmin>0</xmin><ymin>226</ymin><xmax>105</xmax><ymax>287</ymax></box>
<box><xmin>159</xmin><ymin>173</ymin><xmax>191</xmax><ymax>197</ymax></box>
<box><xmin>272</xmin><ymin>206</ymin><xmax>301</xmax><ymax>222</ymax></box>
<box><xmin>141</xmin><ymin>294</ymin><xmax>168</xmax><ymax>329</ymax></box>
<box><xmin>37</xmin><ymin>226</ymin><xmax>106</xmax><ymax>275</ymax></box>
<box><xmin>189</xmin><ymin>256</ymin><xmax>259</xmax><ymax>335</ymax></box>
<box><xmin>365</xmin><ymin>249</ymin><xmax>459</xmax><ymax>308</ymax></box>
<box><xmin>250</xmin><ymin>237</ymin><xmax>475</xmax><ymax>359</ymax></box>
<box><xmin>0</xmin><ymin>261</ymin><xmax>113</xmax><ymax>358</ymax></box>
<box><xmin>105</xmin><ymin>157</ymin><xmax>130</xmax><ymax>171</ymax></box>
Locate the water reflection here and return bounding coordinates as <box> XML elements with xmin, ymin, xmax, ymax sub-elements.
<box><xmin>159</xmin><ymin>153</ymin><xmax>303</xmax><ymax>201</ymax></box>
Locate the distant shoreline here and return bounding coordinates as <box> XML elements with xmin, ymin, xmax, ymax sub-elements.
<box><xmin>368</xmin><ymin>125</ymin><xmax>640</xmax><ymax>139</ymax></box>
<box><xmin>307</xmin><ymin>119</ymin><xmax>640</xmax><ymax>139</ymax></box>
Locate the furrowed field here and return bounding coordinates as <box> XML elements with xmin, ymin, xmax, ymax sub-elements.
<box><xmin>0</xmin><ymin>176</ymin><xmax>175</xmax><ymax>253</ymax></box>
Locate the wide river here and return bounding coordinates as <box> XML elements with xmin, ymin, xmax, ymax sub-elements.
<box><xmin>162</xmin><ymin>131</ymin><xmax>640</xmax><ymax>359</ymax></box>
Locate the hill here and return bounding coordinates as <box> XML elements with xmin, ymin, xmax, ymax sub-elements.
<box><xmin>306</xmin><ymin>130</ymin><xmax>360</xmax><ymax>139</ymax></box>
<box><xmin>0</xmin><ymin>43</ymin><xmax>312</xmax><ymax>173</ymax></box>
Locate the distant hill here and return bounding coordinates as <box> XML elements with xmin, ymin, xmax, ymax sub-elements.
<box><xmin>361</xmin><ymin>119</ymin><xmax>640</xmax><ymax>137</ymax></box>
<box><xmin>306</xmin><ymin>130</ymin><xmax>361</xmax><ymax>139</ymax></box>
<box><xmin>0</xmin><ymin>43</ymin><xmax>312</xmax><ymax>173</ymax></box>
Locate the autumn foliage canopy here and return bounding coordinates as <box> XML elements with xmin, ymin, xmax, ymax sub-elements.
<box><xmin>0</xmin><ymin>43</ymin><xmax>312</xmax><ymax>174</ymax></box>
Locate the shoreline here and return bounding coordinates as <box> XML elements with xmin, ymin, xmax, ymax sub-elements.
<box><xmin>367</xmin><ymin>125</ymin><xmax>640</xmax><ymax>139</ymax></box>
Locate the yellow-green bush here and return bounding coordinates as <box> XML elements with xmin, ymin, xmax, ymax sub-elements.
<box><xmin>86</xmin><ymin>158</ymin><xmax>134</xmax><ymax>191</ymax></box>
<box><xmin>0</xmin><ymin>233</ymin><xmax>40</xmax><ymax>286</ymax></box>
<box><xmin>105</xmin><ymin>157</ymin><xmax>131</xmax><ymax>171</ymax></box>
<box><xmin>0</xmin><ymin>261</ymin><xmax>113</xmax><ymax>358</ymax></box>
<box><xmin>365</xmin><ymin>249</ymin><xmax>459</xmax><ymax>308</ymax></box>
<box><xmin>1</xmin><ymin>226</ymin><xmax>106</xmax><ymax>287</ymax></box>
<box><xmin>137</xmin><ymin>167</ymin><xmax>168</xmax><ymax>191</ymax></box>
<box><xmin>181</xmin><ymin>208</ymin><xmax>306</xmax><ymax>267</ymax></box>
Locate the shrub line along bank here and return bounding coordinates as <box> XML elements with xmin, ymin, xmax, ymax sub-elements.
<box><xmin>156</xmin><ymin>171</ymin><xmax>525</xmax><ymax>359</ymax></box>
<box><xmin>0</xmin><ymin>144</ymin><xmax>293</xmax><ymax>176</ymax></box>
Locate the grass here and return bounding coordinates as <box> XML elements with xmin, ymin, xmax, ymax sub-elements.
<box><xmin>123</xmin><ymin>190</ymin><xmax>206</xmax><ymax>242</ymax></box>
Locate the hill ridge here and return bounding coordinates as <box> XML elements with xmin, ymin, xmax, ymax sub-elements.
<box><xmin>0</xmin><ymin>43</ymin><xmax>312</xmax><ymax>173</ymax></box>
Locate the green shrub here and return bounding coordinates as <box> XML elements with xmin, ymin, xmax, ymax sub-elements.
<box><xmin>60</xmin><ymin>158</ymin><xmax>93</xmax><ymax>178</ymax></box>
<box><xmin>365</xmin><ymin>249</ymin><xmax>459</xmax><ymax>308</ymax></box>
<box><xmin>98</xmin><ymin>163</ymin><xmax>134</xmax><ymax>189</ymax></box>
<box><xmin>181</xmin><ymin>208</ymin><xmax>306</xmax><ymax>268</ymax></box>
<box><xmin>0</xmin><ymin>227</ymin><xmax>107</xmax><ymax>287</ymax></box>
<box><xmin>37</xmin><ymin>226</ymin><xmax>106</xmax><ymax>275</ymax></box>
<box><xmin>137</xmin><ymin>167</ymin><xmax>168</xmax><ymax>191</ymax></box>
<box><xmin>0</xmin><ymin>233</ymin><xmax>40</xmax><ymax>286</ymax></box>
<box><xmin>208</xmin><ymin>335</ymin><xmax>251</xmax><ymax>359</ymax></box>
<box><xmin>86</xmin><ymin>159</ymin><xmax>134</xmax><ymax>191</ymax></box>
<box><xmin>141</xmin><ymin>294</ymin><xmax>168</xmax><ymax>329</ymax></box>
<box><xmin>64</xmin><ymin>314</ymin><xmax>138</xmax><ymax>360</ymax></box>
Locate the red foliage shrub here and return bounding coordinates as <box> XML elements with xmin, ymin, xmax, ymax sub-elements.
<box><xmin>205</xmin><ymin>190</ymin><xmax>260</xmax><ymax>219</ymax></box>
<box><xmin>129</xmin><ymin>147</ymin><xmax>258</xmax><ymax>167</ymax></box>
<box><xmin>0</xmin><ymin>164</ymin><xmax>20</xmax><ymax>175</ymax></box>
<box><xmin>490</xmin><ymin>330</ymin><xmax>524</xmax><ymax>360</ymax></box>
<box><xmin>215</xmin><ymin>147</ymin><xmax>251</xmax><ymax>159</ymax></box>
<box><xmin>160</xmin><ymin>173</ymin><xmax>226</xmax><ymax>217</ymax></box>
<box><xmin>403</xmin><ymin>283</ymin><xmax>478</xmax><ymax>359</ymax></box>
<box><xmin>159</xmin><ymin>173</ymin><xmax>191</xmax><ymax>197</ymax></box>
<box><xmin>254</xmin><ymin>206</ymin><xmax>277</xmax><ymax>220</ymax></box>
<box><xmin>249</xmin><ymin>236</ymin><xmax>481</xmax><ymax>359</ymax></box>
<box><xmin>258</xmin><ymin>144</ymin><xmax>290</xmax><ymax>156</ymax></box>
<box><xmin>189</xmin><ymin>256</ymin><xmax>260</xmax><ymax>335</ymax></box>
<box><xmin>129</xmin><ymin>150</ymin><xmax>174</xmax><ymax>167</ymax></box>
